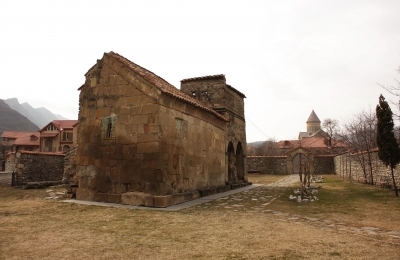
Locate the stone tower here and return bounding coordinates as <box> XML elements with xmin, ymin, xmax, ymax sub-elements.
<box><xmin>306</xmin><ymin>110</ymin><xmax>321</xmax><ymax>135</ymax></box>
<box><xmin>180</xmin><ymin>75</ymin><xmax>248</xmax><ymax>183</ymax></box>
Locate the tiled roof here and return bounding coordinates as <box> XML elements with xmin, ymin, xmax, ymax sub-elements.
<box><xmin>14</xmin><ymin>135</ymin><xmax>39</xmax><ymax>146</ymax></box>
<box><xmin>181</xmin><ymin>74</ymin><xmax>225</xmax><ymax>82</ymax></box>
<box><xmin>226</xmin><ymin>84</ymin><xmax>246</xmax><ymax>98</ymax></box>
<box><xmin>307</xmin><ymin>110</ymin><xmax>321</xmax><ymax>123</ymax></box>
<box><xmin>1</xmin><ymin>131</ymin><xmax>39</xmax><ymax>146</ymax></box>
<box><xmin>39</xmin><ymin>120</ymin><xmax>79</xmax><ymax>132</ymax></box>
<box><xmin>105</xmin><ymin>52</ymin><xmax>228</xmax><ymax>122</ymax></box>
<box><xmin>247</xmin><ymin>155</ymin><xmax>286</xmax><ymax>158</ymax></box>
<box><xmin>1</xmin><ymin>131</ymin><xmax>38</xmax><ymax>139</ymax></box>
<box><xmin>19</xmin><ymin>150</ymin><xmax>65</xmax><ymax>156</ymax></box>
<box><xmin>275</xmin><ymin>136</ymin><xmax>347</xmax><ymax>149</ymax></box>
<box><xmin>298</xmin><ymin>132</ymin><xmax>310</xmax><ymax>138</ymax></box>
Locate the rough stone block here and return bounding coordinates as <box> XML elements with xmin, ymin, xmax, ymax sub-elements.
<box><xmin>154</xmin><ymin>195</ymin><xmax>173</xmax><ymax>208</ymax></box>
<box><xmin>121</xmin><ymin>192</ymin><xmax>154</xmax><ymax>206</ymax></box>
<box><xmin>108</xmin><ymin>194</ymin><xmax>121</xmax><ymax>204</ymax></box>
<box><xmin>144</xmin><ymin>142</ymin><xmax>160</xmax><ymax>153</ymax></box>
<box><xmin>93</xmin><ymin>192</ymin><xmax>108</xmax><ymax>202</ymax></box>
<box><xmin>75</xmin><ymin>188</ymin><xmax>93</xmax><ymax>201</ymax></box>
<box><xmin>172</xmin><ymin>193</ymin><xmax>186</xmax><ymax>204</ymax></box>
<box><xmin>231</xmin><ymin>184</ymin><xmax>241</xmax><ymax>190</ymax></box>
<box><xmin>217</xmin><ymin>185</ymin><xmax>231</xmax><ymax>193</ymax></box>
<box><xmin>199</xmin><ymin>187</ymin><xmax>217</xmax><ymax>197</ymax></box>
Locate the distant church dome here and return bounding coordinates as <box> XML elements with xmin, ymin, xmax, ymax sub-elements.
<box><xmin>306</xmin><ymin>110</ymin><xmax>321</xmax><ymax>134</ymax></box>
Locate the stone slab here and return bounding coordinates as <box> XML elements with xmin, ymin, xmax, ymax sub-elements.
<box><xmin>63</xmin><ymin>184</ymin><xmax>262</xmax><ymax>211</ymax></box>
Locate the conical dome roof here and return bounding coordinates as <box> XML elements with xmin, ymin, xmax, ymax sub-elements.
<box><xmin>306</xmin><ymin>110</ymin><xmax>320</xmax><ymax>123</ymax></box>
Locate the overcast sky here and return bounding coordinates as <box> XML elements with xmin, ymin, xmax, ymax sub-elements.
<box><xmin>1</xmin><ymin>1</ymin><xmax>400</xmax><ymax>142</ymax></box>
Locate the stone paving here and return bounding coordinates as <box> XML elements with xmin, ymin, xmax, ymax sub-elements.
<box><xmin>194</xmin><ymin>174</ymin><xmax>400</xmax><ymax>245</ymax></box>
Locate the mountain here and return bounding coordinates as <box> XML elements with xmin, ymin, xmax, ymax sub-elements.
<box><xmin>0</xmin><ymin>99</ymin><xmax>39</xmax><ymax>136</ymax></box>
<box><xmin>247</xmin><ymin>141</ymin><xmax>265</xmax><ymax>148</ymax></box>
<box><xmin>4</xmin><ymin>98</ymin><xmax>68</xmax><ymax>128</ymax></box>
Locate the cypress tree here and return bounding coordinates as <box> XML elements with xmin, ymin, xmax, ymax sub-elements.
<box><xmin>376</xmin><ymin>94</ymin><xmax>400</xmax><ymax>196</ymax></box>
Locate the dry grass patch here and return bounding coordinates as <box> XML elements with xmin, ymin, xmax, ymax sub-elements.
<box><xmin>257</xmin><ymin>174</ymin><xmax>400</xmax><ymax>232</ymax></box>
<box><xmin>0</xmin><ymin>176</ymin><xmax>400</xmax><ymax>259</ymax></box>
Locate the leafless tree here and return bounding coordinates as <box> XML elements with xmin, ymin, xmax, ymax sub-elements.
<box><xmin>338</xmin><ymin>109</ymin><xmax>377</xmax><ymax>184</ymax></box>
<box><xmin>322</xmin><ymin>118</ymin><xmax>339</xmax><ymax>147</ymax></box>
<box><xmin>254</xmin><ymin>138</ymin><xmax>277</xmax><ymax>155</ymax></box>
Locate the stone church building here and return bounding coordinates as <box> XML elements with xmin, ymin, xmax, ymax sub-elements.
<box><xmin>248</xmin><ymin>110</ymin><xmax>347</xmax><ymax>174</ymax></box>
<box><xmin>75</xmin><ymin>52</ymin><xmax>248</xmax><ymax>207</ymax></box>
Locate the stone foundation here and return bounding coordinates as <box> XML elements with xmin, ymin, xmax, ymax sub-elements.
<box><xmin>76</xmin><ymin>182</ymin><xmax>252</xmax><ymax>208</ymax></box>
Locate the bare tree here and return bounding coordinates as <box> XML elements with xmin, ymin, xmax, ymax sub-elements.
<box><xmin>322</xmin><ymin>118</ymin><xmax>339</xmax><ymax>147</ymax></box>
<box><xmin>338</xmin><ymin>109</ymin><xmax>377</xmax><ymax>184</ymax></box>
<box><xmin>254</xmin><ymin>138</ymin><xmax>277</xmax><ymax>155</ymax></box>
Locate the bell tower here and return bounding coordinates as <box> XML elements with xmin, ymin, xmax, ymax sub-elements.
<box><xmin>306</xmin><ymin>110</ymin><xmax>321</xmax><ymax>135</ymax></box>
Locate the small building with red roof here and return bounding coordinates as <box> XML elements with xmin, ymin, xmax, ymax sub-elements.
<box><xmin>39</xmin><ymin>120</ymin><xmax>78</xmax><ymax>153</ymax></box>
<box><xmin>248</xmin><ymin>110</ymin><xmax>348</xmax><ymax>174</ymax></box>
<box><xmin>1</xmin><ymin>131</ymin><xmax>40</xmax><ymax>152</ymax></box>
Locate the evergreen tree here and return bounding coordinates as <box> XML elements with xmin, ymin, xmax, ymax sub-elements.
<box><xmin>376</xmin><ymin>94</ymin><xmax>400</xmax><ymax>196</ymax></box>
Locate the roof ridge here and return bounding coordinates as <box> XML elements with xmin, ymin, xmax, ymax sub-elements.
<box><xmin>107</xmin><ymin>52</ymin><xmax>228</xmax><ymax>122</ymax></box>
<box><xmin>181</xmin><ymin>74</ymin><xmax>225</xmax><ymax>82</ymax></box>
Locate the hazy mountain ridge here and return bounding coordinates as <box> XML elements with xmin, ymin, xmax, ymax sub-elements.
<box><xmin>4</xmin><ymin>98</ymin><xmax>67</xmax><ymax>128</ymax></box>
<box><xmin>0</xmin><ymin>99</ymin><xmax>39</xmax><ymax>136</ymax></box>
<box><xmin>247</xmin><ymin>141</ymin><xmax>265</xmax><ymax>148</ymax></box>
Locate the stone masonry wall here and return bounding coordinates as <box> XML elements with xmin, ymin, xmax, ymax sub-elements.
<box><xmin>248</xmin><ymin>155</ymin><xmax>334</xmax><ymax>174</ymax></box>
<box><xmin>314</xmin><ymin>156</ymin><xmax>335</xmax><ymax>174</ymax></box>
<box><xmin>334</xmin><ymin>151</ymin><xmax>400</xmax><ymax>186</ymax></box>
<box><xmin>76</xmin><ymin>54</ymin><xmax>229</xmax><ymax>206</ymax></box>
<box><xmin>15</xmin><ymin>151</ymin><xmax>65</xmax><ymax>185</ymax></box>
<box><xmin>247</xmin><ymin>156</ymin><xmax>287</xmax><ymax>174</ymax></box>
<box><xmin>64</xmin><ymin>147</ymin><xmax>77</xmax><ymax>196</ymax></box>
<box><xmin>180</xmin><ymin>77</ymin><xmax>248</xmax><ymax>181</ymax></box>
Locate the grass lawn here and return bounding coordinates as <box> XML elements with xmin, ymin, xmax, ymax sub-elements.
<box><xmin>0</xmin><ymin>174</ymin><xmax>399</xmax><ymax>260</ymax></box>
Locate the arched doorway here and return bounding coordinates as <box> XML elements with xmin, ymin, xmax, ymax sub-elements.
<box><xmin>227</xmin><ymin>142</ymin><xmax>236</xmax><ymax>182</ymax></box>
<box><xmin>236</xmin><ymin>142</ymin><xmax>244</xmax><ymax>180</ymax></box>
<box><xmin>44</xmin><ymin>139</ymin><xmax>53</xmax><ymax>152</ymax></box>
<box><xmin>292</xmin><ymin>153</ymin><xmax>308</xmax><ymax>174</ymax></box>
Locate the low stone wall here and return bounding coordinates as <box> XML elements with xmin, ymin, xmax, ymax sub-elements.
<box><xmin>247</xmin><ymin>156</ymin><xmax>287</xmax><ymax>174</ymax></box>
<box><xmin>5</xmin><ymin>152</ymin><xmax>16</xmax><ymax>172</ymax></box>
<box><xmin>64</xmin><ymin>147</ymin><xmax>77</xmax><ymax>197</ymax></box>
<box><xmin>247</xmin><ymin>155</ymin><xmax>335</xmax><ymax>174</ymax></box>
<box><xmin>334</xmin><ymin>150</ymin><xmax>400</xmax><ymax>187</ymax></box>
<box><xmin>0</xmin><ymin>172</ymin><xmax>12</xmax><ymax>186</ymax></box>
<box><xmin>15</xmin><ymin>151</ymin><xmax>65</xmax><ymax>186</ymax></box>
<box><xmin>314</xmin><ymin>156</ymin><xmax>335</xmax><ymax>174</ymax></box>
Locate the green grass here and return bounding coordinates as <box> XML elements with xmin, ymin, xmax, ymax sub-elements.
<box><xmin>267</xmin><ymin>174</ymin><xmax>400</xmax><ymax>230</ymax></box>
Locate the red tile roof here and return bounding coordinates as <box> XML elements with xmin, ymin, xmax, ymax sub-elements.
<box><xmin>39</xmin><ymin>120</ymin><xmax>79</xmax><ymax>132</ymax></box>
<box><xmin>275</xmin><ymin>137</ymin><xmax>347</xmax><ymax>149</ymax></box>
<box><xmin>87</xmin><ymin>52</ymin><xmax>229</xmax><ymax>122</ymax></box>
<box><xmin>19</xmin><ymin>150</ymin><xmax>65</xmax><ymax>156</ymax></box>
<box><xmin>1</xmin><ymin>131</ymin><xmax>39</xmax><ymax>146</ymax></box>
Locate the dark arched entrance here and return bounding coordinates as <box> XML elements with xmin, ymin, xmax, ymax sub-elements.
<box><xmin>227</xmin><ymin>142</ymin><xmax>236</xmax><ymax>182</ymax></box>
<box><xmin>236</xmin><ymin>142</ymin><xmax>244</xmax><ymax>180</ymax></box>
